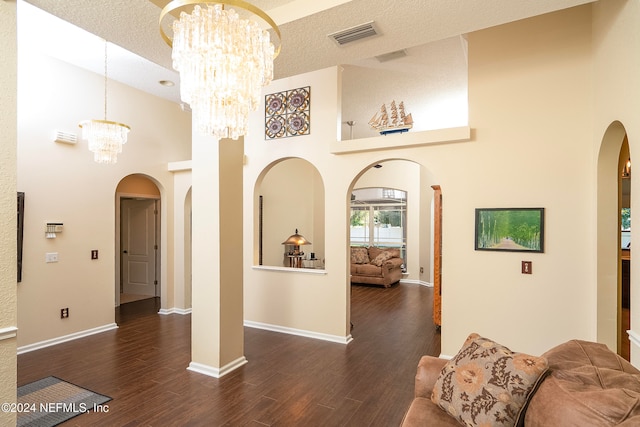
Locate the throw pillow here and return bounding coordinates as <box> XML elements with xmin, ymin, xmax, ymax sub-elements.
<box><xmin>372</xmin><ymin>251</ymin><xmax>394</xmax><ymax>266</ymax></box>
<box><xmin>368</xmin><ymin>246</ymin><xmax>383</xmax><ymax>261</ymax></box>
<box><xmin>431</xmin><ymin>333</ymin><xmax>548</xmax><ymax>427</ymax></box>
<box><xmin>350</xmin><ymin>247</ymin><xmax>369</xmax><ymax>264</ymax></box>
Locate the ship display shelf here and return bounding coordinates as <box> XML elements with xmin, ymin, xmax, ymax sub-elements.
<box><xmin>329</xmin><ymin>126</ymin><xmax>471</xmax><ymax>155</ymax></box>
<box><xmin>369</xmin><ymin>100</ymin><xmax>414</xmax><ymax>136</ymax></box>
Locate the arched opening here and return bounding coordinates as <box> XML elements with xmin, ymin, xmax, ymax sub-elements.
<box><xmin>347</xmin><ymin>159</ymin><xmax>440</xmax><ymax>345</ymax></box>
<box><xmin>253</xmin><ymin>158</ymin><xmax>325</xmax><ymax>269</ymax></box>
<box><xmin>115</xmin><ymin>174</ymin><xmax>162</xmax><ymax>313</ymax></box>
<box><xmin>597</xmin><ymin>121</ymin><xmax>630</xmax><ymax>358</ymax></box>
<box><xmin>620</xmin><ymin>138</ymin><xmax>631</xmax><ymax>360</ymax></box>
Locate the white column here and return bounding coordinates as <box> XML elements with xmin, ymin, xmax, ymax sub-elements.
<box><xmin>189</xmin><ymin>132</ymin><xmax>245</xmax><ymax>377</ymax></box>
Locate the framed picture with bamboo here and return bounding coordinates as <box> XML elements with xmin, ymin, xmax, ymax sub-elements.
<box><xmin>474</xmin><ymin>207</ymin><xmax>544</xmax><ymax>253</ymax></box>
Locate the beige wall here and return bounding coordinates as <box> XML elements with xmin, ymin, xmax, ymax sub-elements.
<box><xmin>444</xmin><ymin>5</ymin><xmax>594</xmax><ymax>356</ymax></box>
<box><xmin>16</xmin><ymin>44</ymin><xmax>191</xmax><ymax>348</ymax></box>
<box><xmin>340</xmin><ymin>35</ymin><xmax>469</xmax><ymax>141</ymax></box>
<box><xmin>592</xmin><ymin>0</ymin><xmax>640</xmax><ymax>363</ymax></box>
<box><xmin>259</xmin><ymin>158</ymin><xmax>323</xmax><ymax>267</ymax></box>
<box><xmin>167</xmin><ymin>165</ymin><xmax>192</xmax><ymax>312</ymax></box>
<box><xmin>116</xmin><ymin>174</ymin><xmax>161</xmax><ymax>196</ymax></box>
<box><xmin>10</xmin><ymin>0</ymin><xmax>640</xmax><ymax>381</ymax></box>
<box><xmin>0</xmin><ymin>1</ymin><xmax>18</xmax><ymax>425</ymax></box>
<box><xmin>244</xmin><ymin>67</ymin><xmax>352</xmax><ymax>340</ymax></box>
<box><xmin>243</xmin><ymin>4</ymin><xmax>614</xmax><ymax>358</ymax></box>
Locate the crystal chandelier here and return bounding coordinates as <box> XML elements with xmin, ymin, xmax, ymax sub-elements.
<box><xmin>160</xmin><ymin>1</ymin><xmax>281</xmax><ymax>140</ymax></box>
<box><xmin>79</xmin><ymin>42</ymin><xmax>131</xmax><ymax>164</ymax></box>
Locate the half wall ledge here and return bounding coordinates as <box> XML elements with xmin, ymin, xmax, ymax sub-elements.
<box><xmin>330</xmin><ymin>126</ymin><xmax>472</xmax><ymax>155</ymax></box>
<box><xmin>252</xmin><ymin>265</ymin><xmax>327</xmax><ymax>275</ymax></box>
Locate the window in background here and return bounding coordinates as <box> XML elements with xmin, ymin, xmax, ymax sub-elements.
<box><xmin>350</xmin><ymin>188</ymin><xmax>407</xmax><ymax>270</ymax></box>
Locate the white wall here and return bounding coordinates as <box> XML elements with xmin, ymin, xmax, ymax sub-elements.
<box><xmin>16</xmin><ymin>45</ymin><xmax>191</xmax><ymax>347</ymax></box>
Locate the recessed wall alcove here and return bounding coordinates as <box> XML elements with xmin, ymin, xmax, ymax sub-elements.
<box><xmin>254</xmin><ymin>158</ymin><xmax>325</xmax><ymax>269</ymax></box>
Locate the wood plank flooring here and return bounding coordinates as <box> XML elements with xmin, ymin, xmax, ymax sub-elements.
<box><xmin>17</xmin><ymin>283</ymin><xmax>440</xmax><ymax>426</ymax></box>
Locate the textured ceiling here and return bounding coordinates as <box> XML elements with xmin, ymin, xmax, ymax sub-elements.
<box><xmin>21</xmin><ymin>0</ymin><xmax>596</xmax><ymax>104</ymax></box>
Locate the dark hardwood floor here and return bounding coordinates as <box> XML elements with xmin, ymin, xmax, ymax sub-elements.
<box><xmin>18</xmin><ymin>283</ymin><xmax>440</xmax><ymax>426</ymax></box>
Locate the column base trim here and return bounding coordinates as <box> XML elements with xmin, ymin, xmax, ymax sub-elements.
<box><xmin>187</xmin><ymin>356</ymin><xmax>248</xmax><ymax>378</ymax></box>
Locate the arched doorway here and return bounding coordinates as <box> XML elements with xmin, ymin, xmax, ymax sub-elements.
<box><xmin>620</xmin><ymin>138</ymin><xmax>631</xmax><ymax>360</ymax></box>
<box><xmin>347</xmin><ymin>159</ymin><xmax>441</xmax><ymax>342</ymax></box>
<box><xmin>115</xmin><ymin>174</ymin><xmax>162</xmax><ymax>309</ymax></box>
<box><xmin>597</xmin><ymin>121</ymin><xmax>630</xmax><ymax>359</ymax></box>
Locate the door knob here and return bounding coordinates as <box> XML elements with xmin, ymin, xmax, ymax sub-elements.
<box><xmin>123</xmin><ymin>250</ymin><xmax>128</xmax><ymax>254</ymax></box>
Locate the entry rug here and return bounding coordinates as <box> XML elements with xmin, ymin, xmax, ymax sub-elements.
<box><xmin>16</xmin><ymin>376</ymin><xmax>111</xmax><ymax>427</ymax></box>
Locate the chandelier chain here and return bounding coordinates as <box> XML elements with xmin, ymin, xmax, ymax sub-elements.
<box><xmin>103</xmin><ymin>42</ymin><xmax>108</xmax><ymax>121</ymax></box>
<box><xmin>78</xmin><ymin>39</ymin><xmax>131</xmax><ymax>164</ymax></box>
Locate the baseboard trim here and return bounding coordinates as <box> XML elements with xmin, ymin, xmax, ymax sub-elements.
<box><xmin>17</xmin><ymin>323</ymin><xmax>118</xmax><ymax>355</ymax></box>
<box><xmin>0</xmin><ymin>326</ymin><xmax>18</xmax><ymax>342</ymax></box>
<box><xmin>158</xmin><ymin>307</ymin><xmax>192</xmax><ymax>315</ymax></box>
<box><xmin>187</xmin><ymin>356</ymin><xmax>248</xmax><ymax>378</ymax></box>
<box><xmin>244</xmin><ymin>320</ymin><xmax>353</xmax><ymax>345</ymax></box>
<box><xmin>401</xmin><ymin>279</ymin><xmax>433</xmax><ymax>287</ymax></box>
<box><xmin>628</xmin><ymin>329</ymin><xmax>640</xmax><ymax>349</ymax></box>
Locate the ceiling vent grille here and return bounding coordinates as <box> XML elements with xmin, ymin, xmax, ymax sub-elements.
<box><xmin>328</xmin><ymin>21</ymin><xmax>380</xmax><ymax>46</ymax></box>
<box><xmin>53</xmin><ymin>130</ymin><xmax>77</xmax><ymax>145</ymax></box>
<box><xmin>375</xmin><ymin>49</ymin><xmax>408</xmax><ymax>62</ymax></box>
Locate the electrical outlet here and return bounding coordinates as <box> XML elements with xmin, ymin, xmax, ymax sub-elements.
<box><xmin>521</xmin><ymin>261</ymin><xmax>532</xmax><ymax>274</ymax></box>
<box><xmin>420</xmin><ymin>267</ymin><xmax>424</xmax><ymax>274</ymax></box>
<box><xmin>60</xmin><ymin>308</ymin><xmax>69</xmax><ymax>319</ymax></box>
<box><xmin>46</xmin><ymin>252</ymin><xmax>59</xmax><ymax>263</ymax></box>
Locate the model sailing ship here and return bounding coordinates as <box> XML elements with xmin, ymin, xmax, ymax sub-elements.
<box><xmin>368</xmin><ymin>100</ymin><xmax>413</xmax><ymax>135</ymax></box>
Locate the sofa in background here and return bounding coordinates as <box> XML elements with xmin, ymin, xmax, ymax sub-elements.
<box><xmin>401</xmin><ymin>334</ymin><xmax>640</xmax><ymax>426</ymax></box>
<box><xmin>350</xmin><ymin>246</ymin><xmax>403</xmax><ymax>287</ymax></box>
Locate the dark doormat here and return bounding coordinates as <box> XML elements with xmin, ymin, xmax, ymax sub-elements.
<box><xmin>16</xmin><ymin>376</ymin><xmax>111</xmax><ymax>426</ymax></box>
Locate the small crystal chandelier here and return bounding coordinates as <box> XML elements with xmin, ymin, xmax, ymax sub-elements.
<box><xmin>79</xmin><ymin>42</ymin><xmax>131</xmax><ymax>164</ymax></box>
<box><xmin>160</xmin><ymin>1</ymin><xmax>281</xmax><ymax>140</ymax></box>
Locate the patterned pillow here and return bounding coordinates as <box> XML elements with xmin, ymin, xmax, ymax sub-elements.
<box><xmin>372</xmin><ymin>251</ymin><xmax>394</xmax><ymax>266</ymax></box>
<box><xmin>350</xmin><ymin>247</ymin><xmax>369</xmax><ymax>264</ymax></box>
<box><xmin>431</xmin><ymin>333</ymin><xmax>548</xmax><ymax>427</ymax></box>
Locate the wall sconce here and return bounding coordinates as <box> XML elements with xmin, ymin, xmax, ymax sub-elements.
<box><xmin>282</xmin><ymin>229</ymin><xmax>311</xmax><ymax>268</ymax></box>
<box><xmin>46</xmin><ymin>222</ymin><xmax>63</xmax><ymax>239</ymax></box>
<box><xmin>622</xmin><ymin>158</ymin><xmax>631</xmax><ymax>178</ymax></box>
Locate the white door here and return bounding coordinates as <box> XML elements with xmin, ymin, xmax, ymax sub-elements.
<box><xmin>121</xmin><ymin>198</ymin><xmax>158</xmax><ymax>296</ymax></box>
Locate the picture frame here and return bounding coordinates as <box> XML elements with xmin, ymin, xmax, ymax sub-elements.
<box><xmin>264</xmin><ymin>86</ymin><xmax>311</xmax><ymax>139</ymax></box>
<box><xmin>475</xmin><ymin>207</ymin><xmax>544</xmax><ymax>252</ymax></box>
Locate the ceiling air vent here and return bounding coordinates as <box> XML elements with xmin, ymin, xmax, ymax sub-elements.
<box><xmin>375</xmin><ymin>49</ymin><xmax>408</xmax><ymax>63</ymax></box>
<box><xmin>53</xmin><ymin>130</ymin><xmax>77</xmax><ymax>145</ymax></box>
<box><xmin>328</xmin><ymin>21</ymin><xmax>380</xmax><ymax>46</ymax></box>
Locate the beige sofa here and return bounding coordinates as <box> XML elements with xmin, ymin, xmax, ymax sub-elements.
<box><xmin>401</xmin><ymin>336</ymin><xmax>640</xmax><ymax>426</ymax></box>
<box><xmin>350</xmin><ymin>246</ymin><xmax>403</xmax><ymax>287</ymax></box>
